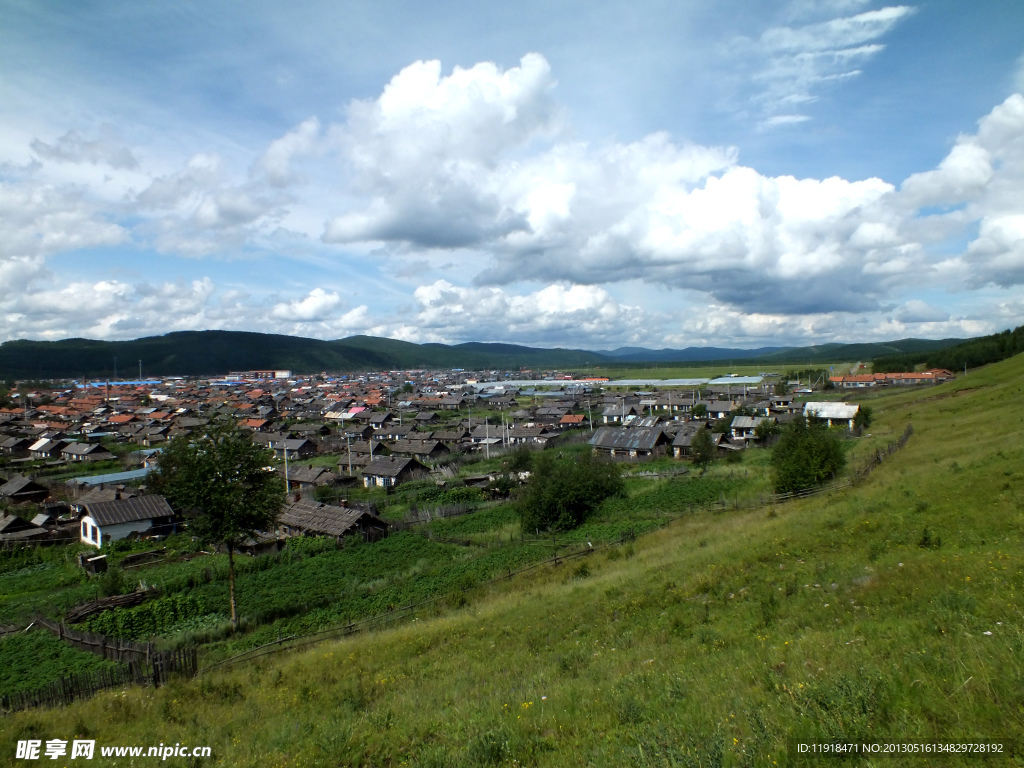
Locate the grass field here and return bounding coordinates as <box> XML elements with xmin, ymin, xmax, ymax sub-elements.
<box><xmin>2</xmin><ymin>355</ymin><xmax>1021</xmax><ymax>766</ymax></box>
<box><xmin>571</xmin><ymin>361</ymin><xmax>863</xmax><ymax>381</ymax></box>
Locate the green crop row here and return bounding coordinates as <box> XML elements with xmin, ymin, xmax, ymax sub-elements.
<box><xmin>0</xmin><ymin>629</ymin><xmax>121</xmax><ymax>697</ymax></box>
<box><xmin>81</xmin><ymin>593</ymin><xmax>208</xmax><ymax>640</ymax></box>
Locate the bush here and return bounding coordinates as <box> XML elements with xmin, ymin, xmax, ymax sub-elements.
<box><xmin>519</xmin><ymin>452</ymin><xmax>624</xmax><ymax>533</ymax></box>
<box><xmin>690</xmin><ymin>428</ymin><xmax>716</xmax><ymax>475</ymax></box>
<box><xmin>505</xmin><ymin>445</ymin><xmax>533</xmax><ymax>473</ymax></box>
<box><xmin>854</xmin><ymin>406</ymin><xmax>873</xmax><ymax>430</ymax></box>
<box><xmin>771</xmin><ymin>418</ymin><xmax>846</xmax><ymax>494</ymax></box>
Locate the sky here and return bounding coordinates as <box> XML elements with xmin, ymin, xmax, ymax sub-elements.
<box><xmin>2</xmin><ymin>0</ymin><xmax>1023</xmax><ymax>351</ymax></box>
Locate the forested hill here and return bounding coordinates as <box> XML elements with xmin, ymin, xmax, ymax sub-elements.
<box><xmin>0</xmin><ymin>332</ymin><xmax>607</xmax><ymax>379</ymax></box>
<box><xmin>873</xmin><ymin>324</ymin><xmax>1024</xmax><ymax>373</ymax></box>
<box><xmin>0</xmin><ymin>330</ymin><xmax>974</xmax><ymax>379</ymax></box>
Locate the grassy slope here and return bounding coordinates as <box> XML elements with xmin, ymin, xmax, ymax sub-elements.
<box><xmin>3</xmin><ymin>355</ymin><xmax>1023</xmax><ymax>766</ymax></box>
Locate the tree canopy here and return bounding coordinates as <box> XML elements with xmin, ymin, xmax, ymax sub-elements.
<box><xmin>519</xmin><ymin>451</ymin><xmax>624</xmax><ymax>533</ymax></box>
<box><xmin>149</xmin><ymin>421</ymin><xmax>284</xmax><ymax>625</ymax></box>
<box><xmin>770</xmin><ymin>418</ymin><xmax>846</xmax><ymax>494</ymax></box>
<box><xmin>690</xmin><ymin>427</ymin><xmax>717</xmax><ymax>475</ymax></box>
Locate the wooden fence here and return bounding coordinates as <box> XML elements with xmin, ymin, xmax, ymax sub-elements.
<box><xmin>32</xmin><ymin>615</ymin><xmax>156</xmax><ymax>663</ymax></box>
<box><xmin>63</xmin><ymin>590</ymin><xmax>156</xmax><ymax>624</ymax></box>
<box><xmin>0</xmin><ymin>647</ymin><xmax>197</xmax><ymax>714</ymax></box>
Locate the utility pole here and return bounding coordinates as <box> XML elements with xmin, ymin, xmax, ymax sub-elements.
<box><xmin>485</xmin><ymin>419</ymin><xmax>490</xmax><ymax>460</ymax></box>
<box><xmin>284</xmin><ymin>445</ymin><xmax>290</xmax><ymax>493</ymax></box>
<box><xmin>346</xmin><ymin>434</ymin><xmax>353</xmax><ymax>476</ymax></box>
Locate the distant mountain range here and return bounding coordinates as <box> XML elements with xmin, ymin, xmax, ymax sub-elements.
<box><xmin>0</xmin><ymin>331</ymin><xmax>968</xmax><ymax>380</ymax></box>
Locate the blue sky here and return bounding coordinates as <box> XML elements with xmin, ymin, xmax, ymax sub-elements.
<box><xmin>2</xmin><ymin>0</ymin><xmax>1023</xmax><ymax>349</ymax></box>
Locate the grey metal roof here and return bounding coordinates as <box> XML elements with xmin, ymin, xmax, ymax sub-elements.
<box><xmin>82</xmin><ymin>495</ymin><xmax>174</xmax><ymax>527</ymax></box>
<box><xmin>0</xmin><ymin>513</ymin><xmax>39</xmax><ymax>534</ymax></box>
<box><xmin>589</xmin><ymin>427</ymin><xmax>669</xmax><ymax>451</ymax></box>
<box><xmin>0</xmin><ymin>475</ymin><xmax>45</xmax><ymax>497</ymax></box>
<box><xmin>363</xmin><ymin>456</ymin><xmax>426</xmax><ymax>477</ymax></box>
<box><xmin>73</xmin><ymin>468</ymin><xmax>151</xmax><ymax>485</ymax></box>
<box><xmin>672</xmin><ymin>430</ymin><xmax>722</xmax><ymax>447</ymax></box>
<box><xmin>731</xmin><ymin>416</ymin><xmax>765</xmax><ymax>429</ymax></box>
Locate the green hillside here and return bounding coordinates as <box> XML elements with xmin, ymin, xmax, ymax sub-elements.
<box><xmin>4</xmin><ymin>353</ymin><xmax>1022</xmax><ymax>765</ymax></box>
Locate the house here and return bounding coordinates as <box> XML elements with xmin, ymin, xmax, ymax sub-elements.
<box><xmin>0</xmin><ymin>436</ymin><xmax>32</xmax><ymax>458</ymax></box>
<box><xmin>433</xmin><ymin>428</ymin><xmax>470</xmax><ymax>444</ymax></box>
<box><xmin>28</xmin><ymin>437</ymin><xmax>70</xmax><ymax>460</ymax></box>
<box><xmin>803</xmin><ymin>402</ymin><xmax>860</xmax><ymax>429</ymax></box>
<box><xmin>559</xmin><ymin>414</ymin><xmax>586</xmax><ymax>428</ymax></box>
<box><xmin>78</xmin><ymin>495</ymin><xmax>176</xmax><ymax>548</ymax></box>
<box><xmin>376</xmin><ymin>424</ymin><xmax>417</xmax><ymax>440</ymax></box>
<box><xmin>388</xmin><ymin>439</ymin><xmax>450</xmax><ymax>462</ymax></box>
<box><xmin>61</xmin><ymin>443</ymin><xmax>116</xmax><ymax>462</ymax></box>
<box><xmin>369</xmin><ymin>412</ymin><xmax>396</xmax><ymax>430</ymax></box>
<box><xmin>697</xmin><ymin>400</ymin><xmax>735</xmax><ymax>419</ymax></box>
<box><xmin>507</xmin><ymin>426</ymin><xmax>555</xmax><ymax>445</ymax></box>
<box><xmin>0</xmin><ymin>475</ymin><xmax>50</xmax><ymax>505</ymax></box>
<box><xmin>414</xmin><ymin>411</ymin><xmax>438</xmax><ymax>424</ymax></box>
<box><xmin>271</xmin><ymin>438</ymin><xmax>318</xmax><ymax>460</ymax></box>
<box><xmin>340</xmin><ymin>424</ymin><xmax>375</xmax><ymax>441</ymax></box>
<box><xmin>730</xmin><ymin>416</ymin><xmax>775</xmax><ymax>442</ymax></box>
<box><xmin>278</xmin><ymin>498</ymin><xmax>388</xmax><ymax>542</ymax></box>
<box><xmin>589</xmin><ymin>427</ymin><xmax>671</xmax><ymax>459</ymax></box>
<box><xmin>601</xmin><ymin>404</ymin><xmax>640</xmax><ymax>424</ymax></box>
<box><xmin>362</xmin><ymin>456</ymin><xmax>430</xmax><ymax>488</ymax></box>
<box><xmin>346</xmin><ymin>440</ymin><xmax>390</xmax><ymax>458</ymax></box>
<box><xmin>672</xmin><ymin>429</ymin><xmax>723</xmax><ymax>458</ymax></box>
<box><xmin>469</xmin><ymin>424</ymin><xmax>502</xmax><ymax>444</ymax></box>
<box><xmin>0</xmin><ymin>513</ymin><xmax>48</xmax><ymax>544</ymax></box>
<box><xmin>281</xmin><ymin>464</ymin><xmax>340</xmax><ymax>490</ymax></box>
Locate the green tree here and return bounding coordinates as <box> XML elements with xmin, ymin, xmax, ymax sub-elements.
<box><xmin>691</xmin><ymin>403</ymin><xmax>708</xmax><ymax>418</ymax></box>
<box><xmin>853</xmin><ymin>405</ymin><xmax>873</xmax><ymax>431</ymax></box>
<box><xmin>505</xmin><ymin>445</ymin><xmax>533</xmax><ymax>473</ymax></box>
<box><xmin>520</xmin><ymin>452</ymin><xmax>624</xmax><ymax>533</ymax></box>
<box><xmin>149</xmin><ymin>422</ymin><xmax>284</xmax><ymax>627</ymax></box>
<box><xmin>753</xmin><ymin>418</ymin><xmax>782</xmax><ymax>442</ymax></box>
<box><xmin>690</xmin><ymin>427</ymin><xmax>716</xmax><ymax>475</ymax></box>
<box><xmin>770</xmin><ymin>418</ymin><xmax>846</xmax><ymax>494</ymax></box>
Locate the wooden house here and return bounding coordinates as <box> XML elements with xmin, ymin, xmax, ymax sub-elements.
<box><xmin>278</xmin><ymin>499</ymin><xmax>388</xmax><ymax>542</ymax></box>
<box><xmin>362</xmin><ymin>456</ymin><xmax>430</xmax><ymax>488</ymax></box>
<box><xmin>78</xmin><ymin>495</ymin><xmax>176</xmax><ymax>548</ymax></box>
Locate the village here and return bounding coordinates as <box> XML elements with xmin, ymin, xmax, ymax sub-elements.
<box><xmin>0</xmin><ymin>364</ymin><xmax>956</xmax><ymax>551</ymax></box>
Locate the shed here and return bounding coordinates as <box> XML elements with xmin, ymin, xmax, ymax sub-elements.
<box><xmin>278</xmin><ymin>499</ymin><xmax>388</xmax><ymax>542</ymax></box>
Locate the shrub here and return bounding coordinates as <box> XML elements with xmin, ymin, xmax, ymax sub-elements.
<box><xmin>519</xmin><ymin>452</ymin><xmax>624</xmax><ymax>533</ymax></box>
<box><xmin>854</xmin><ymin>406</ymin><xmax>873</xmax><ymax>430</ymax></box>
<box><xmin>690</xmin><ymin>428</ymin><xmax>716</xmax><ymax>475</ymax></box>
<box><xmin>505</xmin><ymin>445</ymin><xmax>533</xmax><ymax>473</ymax></box>
<box><xmin>771</xmin><ymin>418</ymin><xmax>846</xmax><ymax>494</ymax></box>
